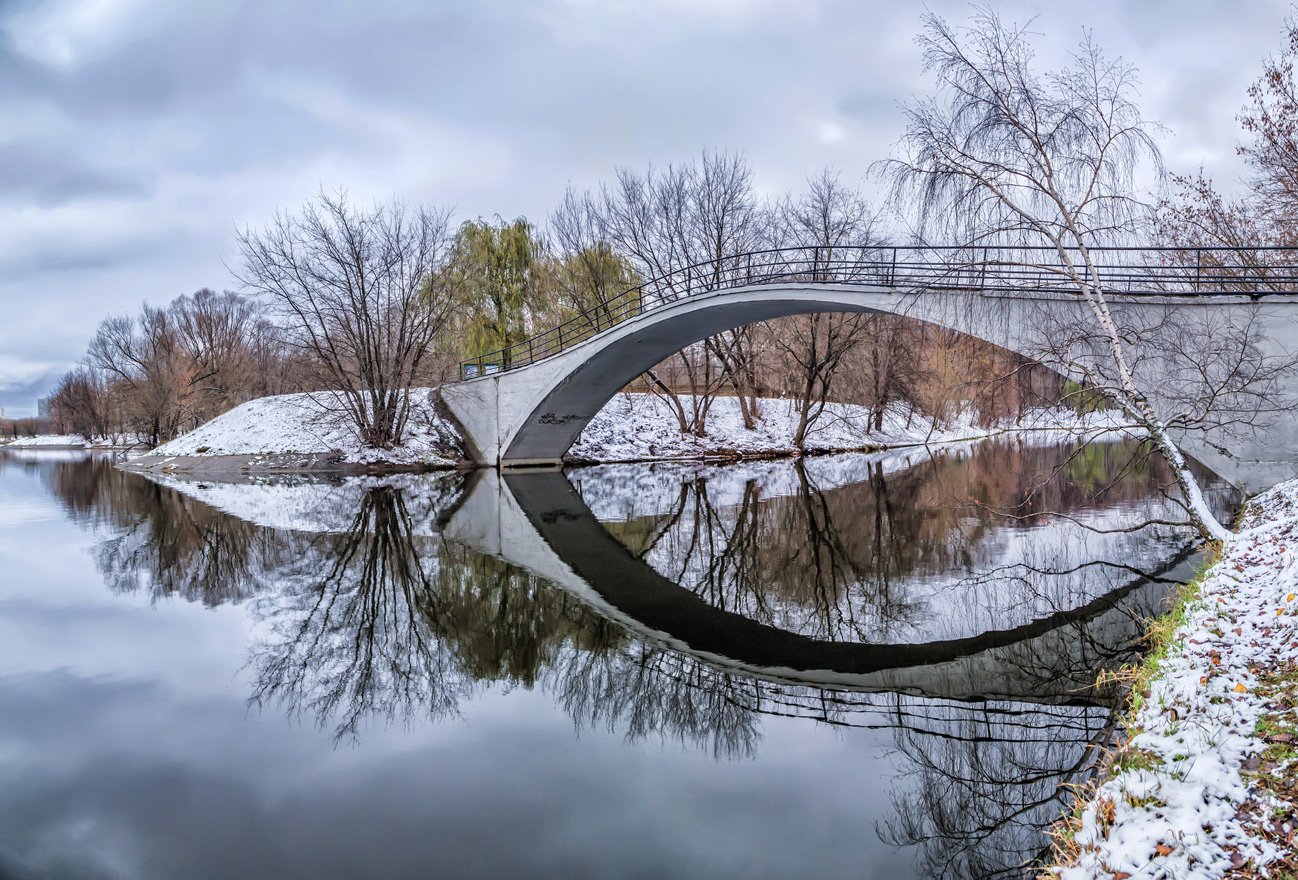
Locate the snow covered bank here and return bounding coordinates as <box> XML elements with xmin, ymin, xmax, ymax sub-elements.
<box><xmin>1051</xmin><ymin>482</ymin><xmax>1298</xmax><ymax>879</ymax></box>
<box><xmin>124</xmin><ymin>386</ymin><xmax>1134</xmax><ymax>475</ymax></box>
<box><xmin>1</xmin><ymin>434</ymin><xmax>141</xmax><ymax>449</ymax></box>
<box><xmin>132</xmin><ymin>389</ymin><xmax>462</xmax><ymax>471</ymax></box>
<box><xmin>568</xmin><ymin>394</ymin><xmax>1133</xmax><ymax>463</ymax></box>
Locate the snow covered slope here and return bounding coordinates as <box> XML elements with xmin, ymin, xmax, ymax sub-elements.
<box><xmin>148</xmin><ymin>389</ymin><xmax>461</xmax><ymax>467</ymax></box>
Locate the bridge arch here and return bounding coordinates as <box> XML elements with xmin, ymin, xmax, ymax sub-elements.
<box><xmin>437</xmin><ymin>242</ymin><xmax>1298</xmax><ymax>488</ymax></box>
<box><xmin>441</xmin><ymin>282</ymin><xmax>1035</xmax><ymax>466</ymax></box>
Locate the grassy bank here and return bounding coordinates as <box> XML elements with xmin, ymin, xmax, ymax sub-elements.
<box><xmin>1044</xmin><ymin>486</ymin><xmax>1298</xmax><ymax>879</ymax></box>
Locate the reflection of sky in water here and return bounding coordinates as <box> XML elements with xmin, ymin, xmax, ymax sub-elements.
<box><xmin>0</xmin><ymin>445</ymin><xmax>1205</xmax><ymax>879</ymax></box>
<box><xmin>0</xmin><ymin>489</ymin><xmax>911</xmax><ymax>879</ymax></box>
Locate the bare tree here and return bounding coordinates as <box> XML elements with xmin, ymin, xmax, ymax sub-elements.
<box><xmin>879</xmin><ymin>9</ymin><xmax>1289</xmax><ymax>541</ymax></box>
<box><xmin>86</xmin><ymin>305</ymin><xmax>185</xmax><ymax>445</ymax></box>
<box><xmin>766</xmin><ymin>170</ymin><xmax>884</xmax><ymax>447</ymax></box>
<box><xmin>235</xmin><ymin>191</ymin><xmax>456</xmax><ymax>449</ymax></box>
<box><xmin>169</xmin><ymin>289</ymin><xmax>257</xmax><ymax>417</ymax></box>
<box><xmin>74</xmin><ymin>288</ymin><xmax>290</xmax><ymax>445</ymax></box>
<box><xmin>548</xmin><ymin>189</ymin><xmax>641</xmax><ymax>328</ymax></box>
<box><xmin>1239</xmin><ymin>17</ymin><xmax>1298</xmax><ymax>237</ymax></box>
<box><xmin>591</xmin><ymin>151</ymin><xmax>769</xmax><ymax>433</ymax></box>
<box><xmin>47</xmin><ymin>366</ymin><xmax>120</xmax><ymax>441</ymax></box>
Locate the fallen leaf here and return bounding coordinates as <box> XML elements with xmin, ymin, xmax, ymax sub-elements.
<box><xmin>1154</xmin><ymin>843</ymin><xmax>1174</xmax><ymax>857</ymax></box>
<box><xmin>1234</xmin><ymin>682</ymin><xmax>1249</xmax><ymax>693</ymax></box>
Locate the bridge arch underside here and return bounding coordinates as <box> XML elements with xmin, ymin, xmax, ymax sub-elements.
<box><xmin>497</xmin><ymin>285</ymin><xmax>1030</xmax><ymax>466</ymax></box>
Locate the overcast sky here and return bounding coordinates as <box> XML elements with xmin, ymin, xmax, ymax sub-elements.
<box><xmin>0</xmin><ymin>0</ymin><xmax>1290</xmax><ymax>415</ymax></box>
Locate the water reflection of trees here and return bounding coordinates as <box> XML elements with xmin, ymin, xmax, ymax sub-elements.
<box><xmin>880</xmin><ymin>697</ymin><xmax>1110</xmax><ymax>879</ymax></box>
<box><xmin>588</xmin><ymin>442</ymin><xmax>1224</xmax><ymax>643</ymax></box>
<box><xmin>32</xmin><ymin>446</ymin><xmax>1215</xmax><ymax>879</ymax></box>
<box><xmin>24</xmin><ymin>453</ymin><xmax>283</xmax><ymax>605</ymax></box>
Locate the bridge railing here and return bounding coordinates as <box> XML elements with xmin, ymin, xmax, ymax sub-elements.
<box><xmin>459</xmin><ymin>245</ymin><xmax>1298</xmax><ymax>379</ymax></box>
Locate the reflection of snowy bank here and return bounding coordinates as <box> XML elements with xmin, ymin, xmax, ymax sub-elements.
<box><xmin>569</xmin><ymin>429</ymin><xmax>1137</xmax><ymax>523</ymax></box>
<box><xmin>143</xmin><ymin>438</ymin><xmax>1211</xmax><ymax>654</ymax></box>
<box><xmin>576</xmin><ymin>440</ymin><xmax>1207</xmax><ymax>645</ymax></box>
<box><xmin>2</xmin><ymin>447</ymin><xmax>117</xmax><ymax>463</ymax></box>
<box><xmin>147</xmin><ymin>471</ymin><xmax>466</xmax><ymax>536</ymax></box>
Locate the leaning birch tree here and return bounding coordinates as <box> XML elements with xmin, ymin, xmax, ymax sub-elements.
<box><xmin>881</xmin><ymin>10</ymin><xmax>1257</xmax><ymax>542</ymax></box>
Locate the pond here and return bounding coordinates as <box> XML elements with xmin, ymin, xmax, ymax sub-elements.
<box><xmin>0</xmin><ymin>438</ymin><xmax>1236</xmax><ymax>879</ymax></box>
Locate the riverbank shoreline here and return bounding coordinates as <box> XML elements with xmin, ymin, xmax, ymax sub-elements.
<box><xmin>1045</xmin><ymin>483</ymin><xmax>1298</xmax><ymax>879</ymax></box>
<box><xmin>1</xmin><ymin>435</ymin><xmax>144</xmax><ymax>451</ymax></box>
<box><xmin>108</xmin><ymin>389</ymin><xmax>1133</xmax><ymax>477</ymax></box>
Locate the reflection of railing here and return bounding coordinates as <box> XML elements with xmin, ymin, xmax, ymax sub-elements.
<box><xmin>459</xmin><ymin>244</ymin><xmax>1298</xmax><ymax>379</ymax></box>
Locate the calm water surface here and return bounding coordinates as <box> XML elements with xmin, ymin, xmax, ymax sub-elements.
<box><xmin>0</xmin><ymin>441</ymin><xmax>1234</xmax><ymax>879</ymax></box>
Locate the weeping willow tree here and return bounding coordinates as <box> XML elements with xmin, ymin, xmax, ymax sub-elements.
<box><xmin>447</xmin><ymin>217</ymin><xmax>542</xmax><ymax>366</ymax></box>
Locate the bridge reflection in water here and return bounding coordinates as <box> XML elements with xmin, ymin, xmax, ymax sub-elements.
<box><xmin>30</xmin><ymin>438</ymin><xmax>1234</xmax><ymax>878</ymax></box>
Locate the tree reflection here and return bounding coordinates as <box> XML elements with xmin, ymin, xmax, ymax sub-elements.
<box><xmin>18</xmin><ymin>452</ymin><xmax>283</xmax><ymax>605</ymax></box>
<box><xmin>248</xmin><ymin>486</ymin><xmax>472</xmax><ymax>741</ymax></box>
<box><xmin>879</xmin><ymin>697</ymin><xmax>1110</xmax><ymax>879</ymax></box>
<box><xmin>586</xmin><ymin>440</ymin><xmax>1230</xmax><ymax>645</ymax></box>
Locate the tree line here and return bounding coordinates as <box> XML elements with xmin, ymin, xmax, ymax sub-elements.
<box><xmin>48</xmin><ymin>162</ymin><xmax>1059</xmax><ymax>448</ymax></box>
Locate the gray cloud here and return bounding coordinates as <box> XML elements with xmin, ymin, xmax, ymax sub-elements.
<box><xmin>0</xmin><ymin>144</ymin><xmax>148</xmax><ymax>206</ymax></box>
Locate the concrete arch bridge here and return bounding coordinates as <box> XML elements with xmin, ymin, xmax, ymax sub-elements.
<box><xmin>439</xmin><ymin>245</ymin><xmax>1298</xmax><ymax>489</ymax></box>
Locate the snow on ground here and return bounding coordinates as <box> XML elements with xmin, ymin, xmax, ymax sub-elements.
<box><xmin>567</xmin><ymin>393</ymin><xmax>1132</xmax><ymax>463</ymax></box>
<box><xmin>1056</xmin><ymin>482</ymin><xmax>1298</xmax><ymax>879</ymax></box>
<box><xmin>2</xmin><ymin>433</ymin><xmax>147</xmax><ymax>449</ymax></box>
<box><xmin>148</xmin><ymin>389</ymin><xmax>460</xmax><ymax>467</ymax></box>
<box><xmin>2</xmin><ymin>434</ymin><xmax>85</xmax><ymax>447</ymax></box>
